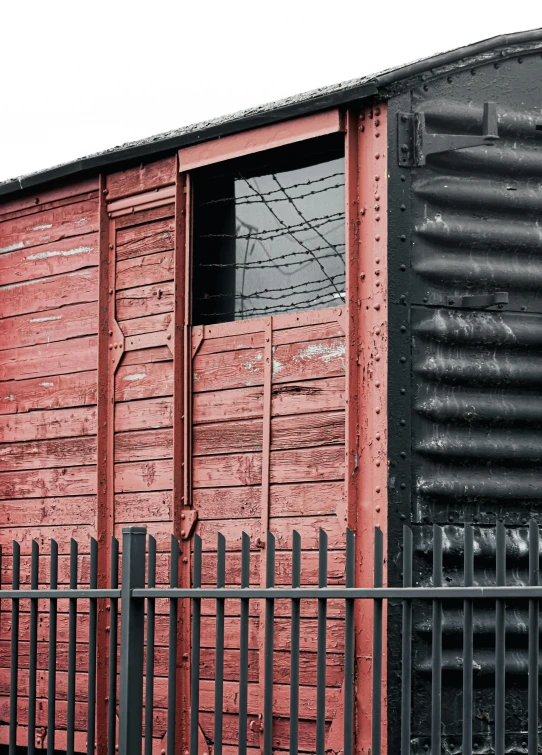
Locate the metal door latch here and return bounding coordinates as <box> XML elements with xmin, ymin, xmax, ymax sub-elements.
<box><xmin>398</xmin><ymin>102</ymin><xmax>499</xmax><ymax>166</ymax></box>
<box><xmin>457</xmin><ymin>291</ymin><xmax>508</xmax><ymax>309</ymax></box>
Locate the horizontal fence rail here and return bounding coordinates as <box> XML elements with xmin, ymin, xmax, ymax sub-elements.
<box><xmin>0</xmin><ymin>521</ymin><xmax>540</xmax><ymax>755</ymax></box>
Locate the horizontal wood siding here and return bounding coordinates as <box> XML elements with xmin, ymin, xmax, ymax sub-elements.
<box><xmin>0</xmin><ymin>181</ymin><xmax>100</xmax><ymax>750</ymax></box>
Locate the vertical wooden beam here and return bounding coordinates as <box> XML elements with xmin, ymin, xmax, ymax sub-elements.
<box><xmin>96</xmin><ymin>176</ymin><xmax>114</xmax><ymax>755</ymax></box>
<box><xmin>172</xmin><ymin>166</ymin><xmax>191</xmax><ymax>754</ymax></box>
<box><xmin>345</xmin><ymin>104</ymin><xmax>388</xmax><ymax>755</ymax></box>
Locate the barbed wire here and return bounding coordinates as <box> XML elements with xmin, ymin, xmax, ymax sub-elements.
<box><xmin>199</xmin><ymin>211</ymin><xmax>344</xmax><ymax>242</ymax></box>
<box><xmin>197</xmin><ymin>245</ymin><xmax>345</xmax><ymax>269</ymax></box>
<box><xmin>197</xmin><ymin>289</ymin><xmax>345</xmax><ymax>318</ymax></box>
<box><xmin>197</xmin><ymin>273</ymin><xmax>345</xmax><ymax>303</ymax></box>
<box><xmin>200</xmin><ymin>172</ymin><xmax>344</xmax><ymax>206</ymax></box>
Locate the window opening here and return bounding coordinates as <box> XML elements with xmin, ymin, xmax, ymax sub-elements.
<box><xmin>192</xmin><ymin>134</ymin><xmax>345</xmax><ymax>324</ymax></box>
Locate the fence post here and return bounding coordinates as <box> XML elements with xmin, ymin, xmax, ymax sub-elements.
<box><xmin>118</xmin><ymin>526</ymin><xmax>146</xmax><ymax>755</ymax></box>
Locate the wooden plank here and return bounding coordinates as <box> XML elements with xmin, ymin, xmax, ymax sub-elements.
<box><xmin>0</xmin><ymin>370</ymin><xmax>97</xmax><ymax>415</ymax></box>
<box><xmin>0</xmin><ymin>233</ymin><xmax>98</xmax><ymax>286</ymax></box>
<box><xmin>0</xmin><ymin>177</ymin><xmax>98</xmax><ymax>219</ymax></box>
<box><xmin>114</xmin><ymin>428</ymin><xmax>172</xmax><ymax>462</ymax></box>
<box><xmin>178</xmin><ymin>109</ymin><xmax>342</xmax><ymax>171</ymax></box>
<box><xmin>193</xmin><ymin>481</ymin><xmax>343</xmax><ymax>520</ymax></box>
<box><xmin>0</xmin><ymin>466</ymin><xmax>96</xmax><ymax>499</ymax></box>
<box><xmin>193</xmin><ymin>446</ymin><xmax>343</xmax><ymax>489</ymax></box>
<box><xmin>0</xmin><ymin>524</ymin><xmax>94</xmax><ymax>552</ymax></box>
<box><xmin>193</xmin><ymin>347</ymin><xmax>264</xmax><ymax>393</ymax></box>
<box><xmin>272</xmin><ymin>337</ymin><xmax>346</xmax><ymax>384</ymax></box>
<box><xmin>193</xmin><ymin>411</ymin><xmax>344</xmax><ymax>456</ymax></box>
<box><xmin>115</xmin><ymin>397</ymin><xmax>173</xmax><ymax>432</ymax></box>
<box><xmin>0</xmin><ymin>267</ymin><xmax>98</xmax><ymax>319</ymax></box>
<box><xmin>0</xmin><ymin>198</ymin><xmax>98</xmax><ymax>253</ymax></box>
<box><xmin>116</xmin><ymin>281</ymin><xmax>174</xmax><ymax>321</ymax></box>
<box><xmin>115</xmin><ymin>216</ymin><xmax>174</xmax><ymax>262</ymax></box>
<box><xmin>0</xmin><ymin>405</ymin><xmax>97</xmax><ymax>442</ymax></box>
<box><xmin>198</xmin><ymin>515</ymin><xmax>344</xmax><ymax>550</ymax></box>
<box><xmin>114</xmin><ymin>459</ymin><xmax>172</xmax><ymax>493</ymax></box>
<box><xmin>0</xmin><ymin>696</ymin><xmax>88</xmax><ymax>730</ymax></box>
<box><xmin>113</xmin><ymin>203</ymin><xmax>174</xmax><ymax>230</ymax></box>
<box><xmin>0</xmin><ymin>335</ymin><xmax>97</xmax><ymax>381</ymax></box>
<box><xmin>115</xmin><ymin>360</ymin><xmax>173</xmax><ymax>402</ymax></box>
<box><xmin>106</xmin><ymin>156</ymin><xmax>176</xmax><ymax>201</ymax></box>
<box><xmin>0</xmin><ymin>301</ymin><xmax>97</xmax><ymax>351</ymax></box>
<box><xmin>0</xmin><ymin>435</ymin><xmax>96</xmax><ymax>471</ymax></box>
<box><xmin>121</xmin><ymin>345</ymin><xmax>172</xmax><ymax>367</ymax></box>
<box><xmin>198</xmin><ymin>712</ymin><xmax>322</xmax><ymax>750</ymax></box>
<box><xmin>0</xmin><ymin>724</ymin><xmax>88</xmax><ymax>753</ymax></box>
<box><xmin>115</xmin><ymin>490</ymin><xmax>172</xmax><ymax>523</ymax></box>
<box><xmin>119</xmin><ymin>312</ymin><xmax>171</xmax><ymax>338</ymax></box>
<box><xmin>193</xmin><ymin>385</ymin><xmax>263</xmax><ymax>423</ymax></box>
<box><xmin>116</xmin><ymin>250</ymin><xmax>174</xmax><ymax>290</ymax></box>
<box><xmin>198</xmin><ymin>321</ymin><xmax>343</xmax><ymax>357</ymax></box>
<box><xmin>0</xmin><ymin>496</ymin><xmax>95</xmax><ymax>527</ymax></box>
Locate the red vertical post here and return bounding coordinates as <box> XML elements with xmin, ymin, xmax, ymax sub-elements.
<box><xmin>345</xmin><ymin>104</ymin><xmax>388</xmax><ymax>755</ymax></box>
<box><xmin>172</xmin><ymin>166</ymin><xmax>191</xmax><ymax>754</ymax></box>
<box><xmin>96</xmin><ymin>176</ymin><xmax>114</xmax><ymax>755</ymax></box>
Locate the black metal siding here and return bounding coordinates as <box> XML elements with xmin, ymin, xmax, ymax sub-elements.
<box><xmin>387</xmin><ymin>52</ymin><xmax>542</xmax><ymax>754</ymax></box>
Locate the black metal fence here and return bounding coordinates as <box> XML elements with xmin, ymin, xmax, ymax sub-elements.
<box><xmin>1</xmin><ymin>522</ymin><xmax>541</xmax><ymax>755</ymax></box>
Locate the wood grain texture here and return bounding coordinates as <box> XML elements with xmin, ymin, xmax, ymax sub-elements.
<box><xmin>115</xmin><ymin>428</ymin><xmax>172</xmax><ymax>462</ymax></box>
<box><xmin>0</xmin><ymin>370</ymin><xmax>97</xmax><ymax>415</ymax></box>
<box><xmin>115</xmin><ymin>216</ymin><xmax>174</xmax><ymax>262</ymax></box>
<box><xmin>116</xmin><ymin>281</ymin><xmax>174</xmax><ymax>321</ymax></box>
<box><xmin>0</xmin><ymin>435</ymin><xmax>96</xmax><ymax>471</ymax></box>
<box><xmin>0</xmin><ymin>465</ymin><xmax>96</xmax><ymax>499</ymax></box>
<box><xmin>116</xmin><ymin>250</ymin><xmax>174</xmax><ymax>290</ymax></box>
<box><xmin>0</xmin><ymin>301</ymin><xmax>97</xmax><ymax>351</ymax></box>
<box><xmin>0</xmin><ymin>405</ymin><xmax>97</xmax><ymax>442</ymax></box>
<box><xmin>115</xmin><ymin>361</ymin><xmax>173</xmax><ymax>402</ymax></box>
<box><xmin>0</xmin><ymin>267</ymin><xmax>97</xmax><ymax>319</ymax></box>
<box><xmin>115</xmin><ymin>397</ymin><xmax>172</xmax><ymax>432</ymax></box>
<box><xmin>0</xmin><ymin>233</ymin><xmax>98</xmax><ymax>286</ymax></box>
<box><xmin>119</xmin><ymin>312</ymin><xmax>171</xmax><ymax>338</ymax></box>
<box><xmin>105</xmin><ymin>156</ymin><xmax>176</xmax><ymax>201</ymax></box>
<box><xmin>114</xmin><ymin>459</ymin><xmax>172</xmax><ymax>493</ymax></box>
<box><xmin>0</xmin><ymin>496</ymin><xmax>95</xmax><ymax>527</ymax></box>
<box><xmin>0</xmin><ymin>336</ymin><xmax>97</xmax><ymax>381</ymax></box>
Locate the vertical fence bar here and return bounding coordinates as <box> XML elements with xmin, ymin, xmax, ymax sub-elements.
<box><xmin>214</xmin><ymin>533</ymin><xmax>226</xmax><ymax>755</ymax></box>
<box><xmin>9</xmin><ymin>541</ymin><xmax>20</xmax><ymax>755</ymax></box>
<box><xmin>495</xmin><ymin>521</ymin><xmax>506</xmax><ymax>755</ymax></box>
<box><xmin>28</xmin><ymin>540</ymin><xmax>39</xmax><ymax>755</ymax></box>
<box><xmin>264</xmin><ymin>532</ymin><xmax>275</xmax><ymax>755</ymax></box>
<box><xmin>190</xmin><ymin>535</ymin><xmax>202</xmax><ymax>755</ymax></box>
<box><xmin>108</xmin><ymin>537</ymin><xmax>119</xmax><ymax>755</ymax></box>
<box><xmin>316</xmin><ymin>530</ymin><xmax>328</xmax><ymax>755</ymax></box>
<box><xmin>238</xmin><ymin>532</ymin><xmax>251</xmax><ymax>755</ymax></box>
<box><xmin>145</xmin><ymin>535</ymin><xmax>157</xmax><ymax>755</ymax></box>
<box><xmin>118</xmin><ymin>527</ymin><xmax>146</xmax><ymax>754</ymax></box>
<box><xmin>344</xmin><ymin>528</ymin><xmax>355</xmax><ymax>755</ymax></box>
<box><xmin>401</xmin><ymin>526</ymin><xmax>413</xmax><ymax>755</ymax></box>
<box><xmin>290</xmin><ymin>531</ymin><xmax>301</xmax><ymax>755</ymax></box>
<box><xmin>528</xmin><ymin>520</ymin><xmax>539</xmax><ymax>755</ymax></box>
<box><xmin>87</xmin><ymin>538</ymin><xmax>98</xmax><ymax>755</ymax></box>
<box><xmin>48</xmin><ymin>540</ymin><xmax>59</xmax><ymax>755</ymax></box>
<box><xmin>432</xmin><ymin>524</ymin><xmax>443</xmax><ymax>755</ymax></box>
<box><xmin>372</xmin><ymin>527</ymin><xmax>384</xmax><ymax>755</ymax></box>
<box><xmin>167</xmin><ymin>535</ymin><xmax>180</xmax><ymax>755</ymax></box>
<box><xmin>67</xmin><ymin>539</ymin><xmax>78</xmax><ymax>755</ymax></box>
<box><xmin>463</xmin><ymin>524</ymin><xmax>474</xmax><ymax>755</ymax></box>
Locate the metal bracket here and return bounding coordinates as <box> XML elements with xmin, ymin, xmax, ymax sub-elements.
<box><xmin>398</xmin><ymin>102</ymin><xmax>499</xmax><ymax>167</ymax></box>
<box><xmin>179</xmin><ymin>509</ymin><xmax>198</xmax><ymax>540</ymax></box>
<box><xmin>109</xmin><ymin>318</ymin><xmax>125</xmax><ymax>373</ymax></box>
<box><xmin>459</xmin><ymin>291</ymin><xmax>508</xmax><ymax>309</ymax></box>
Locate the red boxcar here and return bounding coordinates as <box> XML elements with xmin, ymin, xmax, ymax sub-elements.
<box><xmin>1</xmin><ymin>28</ymin><xmax>542</xmax><ymax>755</ymax></box>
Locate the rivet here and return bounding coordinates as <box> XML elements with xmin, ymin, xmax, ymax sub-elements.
<box><xmin>375</xmin><ymin>195</ymin><xmax>380</xmax><ymax>201</ymax></box>
<box><xmin>376</xmin><ymin>487</ymin><xmax>381</xmax><ymax>493</ymax></box>
<box><xmin>400</xmin><ymin>204</ymin><xmax>406</xmax><ymax>211</ymax></box>
<box><xmin>400</xmin><ymin>514</ymin><xmax>406</xmax><ymax>521</ymax></box>
<box><xmin>375</xmin><ymin>132</ymin><xmax>380</xmax><ymax>137</ymax></box>
<box><xmin>400</xmin><ymin>325</ymin><xmax>406</xmax><ymax>333</ymax></box>
<box><xmin>181</xmin><ymin>513</ymin><xmax>185</xmax><ymax>519</ymax></box>
<box><xmin>109</xmin><ymin>244</ymin><xmax>114</xmax><ymax>250</ymax></box>
<box><xmin>375</xmin><ymin>381</ymin><xmax>380</xmax><ymax>387</ymax></box>
<box><xmin>376</xmin><ymin>281</ymin><xmax>380</xmax><ymax>286</ymax></box>
<box><xmin>183</xmin><ymin>557</ymin><xmax>188</xmax><ymax>563</ymax></box>
<box><xmin>400</xmin><ymin>388</ymin><xmax>406</xmax><ymax>395</ymax></box>
<box><xmin>376</xmin><ymin>408</ymin><xmax>380</xmax><ymax>414</ymax></box>
<box><xmin>400</xmin><ymin>264</ymin><xmax>406</xmax><ymax>271</ymax></box>
<box><xmin>376</xmin><ymin>506</ymin><xmax>381</xmax><ymax>512</ymax></box>
<box><xmin>375</xmin><ymin>235</ymin><xmax>380</xmax><ymax>241</ymax></box>
<box><xmin>375</xmin><ymin>328</ymin><xmax>381</xmax><ymax>335</ymax></box>
<box><xmin>401</xmin><ymin>114</ymin><xmax>408</xmax><ymax>123</ymax></box>
<box><xmin>401</xmin><ymin>175</ymin><xmax>406</xmax><ymax>182</ymax></box>
<box><xmin>423</xmin><ymin>84</ymin><xmax>429</xmax><ymax>91</ymax></box>
<box><xmin>375</xmin><ymin>119</ymin><xmax>380</xmax><ymax>127</ymax></box>
<box><xmin>109</xmin><ymin>345</ymin><xmax>113</xmax><ymax>350</ymax></box>
<box><xmin>375</xmin><ymin>175</ymin><xmax>380</xmax><ymax>181</ymax></box>
<box><xmin>375</xmin><ymin>257</ymin><xmax>380</xmax><ymax>264</ymax></box>
<box><xmin>376</xmin><ymin>216</ymin><xmax>380</xmax><ymax>222</ymax></box>
<box><xmin>181</xmin><ymin>530</ymin><xmax>186</xmax><ymax>537</ymax></box>
<box><xmin>375</xmin><ymin>355</ymin><xmax>380</xmax><ymax>361</ymax></box>
<box><xmin>400</xmin><ymin>419</ymin><xmax>406</xmax><ymax>426</ymax></box>
<box><xmin>374</xmin><ymin>108</ymin><xmax>381</xmax><ymax>116</ymax></box>
<box><xmin>360</xmin><ymin>124</ymin><xmax>365</xmax><ymax>132</ymax></box>
<box><xmin>375</xmin><ymin>153</ymin><xmax>380</xmax><ymax>159</ymax></box>
<box><xmin>376</xmin><ymin>433</ymin><xmax>381</xmax><ymax>440</ymax></box>
<box><xmin>109</xmin><ymin>288</ymin><xmax>114</xmax><ymax>294</ymax></box>
<box><xmin>400</xmin><ymin>234</ymin><xmax>406</xmax><ymax>241</ymax></box>
<box><xmin>374</xmin><ymin>304</ymin><xmax>380</xmax><ymax>310</ymax></box>
<box><xmin>167</xmin><ymin>334</ymin><xmax>171</xmax><ymax>340</ymax></box>
<box><xmin>103</xmin><ymin>188</ymin><xmax>109</xmax><ymax>195</ymax></box>
<box><xmin>376</xmin><ymin>461</ymin><xmax>381</xmax><ymax>467</ymax></box>
<box><xmin>400</xmin><ymin>451</ymin><xmax>406</xmax><ymax>459</ymax></box>
<box><xmin>183</xmin><ymin>653</ymin><xmax>189</xmax><ymax>660</ymax></box>
<box><xmin>375</xmin><ymin>269</ymin><xmax>380</xmax><ymax>276</ymax></box>
<box><xmin>400</xmin><ymin>357</ymin><xmax>406</xmax><ymax>363</ymax></box>
<box><xmin>360</xmin><ymin>272</ymin><xmax>365</xmax><ymax>279</ymax></box>
<box><xmin>109</xmin><ymin>330</ymin><xmax>113</xmax><ymax>336</ymax></box>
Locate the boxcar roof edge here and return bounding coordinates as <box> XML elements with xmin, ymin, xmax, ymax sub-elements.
<box><xmin>1</xmin><ymin>26</ymin><xmax>541</xmax><ymax>200</ymax></box>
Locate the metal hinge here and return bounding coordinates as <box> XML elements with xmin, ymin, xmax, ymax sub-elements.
<box><xmin>398</xmin><ymin>102</ymin><xmax>499</xmax><ymax>166</ymax></box>
<box><xmin>447</xmin><ymin>291</ymin><xmax>509</xmax><ymax>309</ymax></box>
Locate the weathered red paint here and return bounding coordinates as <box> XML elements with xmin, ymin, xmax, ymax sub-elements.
<box><xmin>178</xmin><ymin>109</ymin><xmax>344</xmax><ymax>171</ymax></box>
<box><xmin>345</xmin><ymin>105</ymin><xmax>388</xmax><ymax>755</ymax></box>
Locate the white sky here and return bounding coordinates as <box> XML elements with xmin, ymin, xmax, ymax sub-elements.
<box><xmin>1</xmin><ymin>1</ymin><xmax>541</xmax><ymax>183</ymax></box>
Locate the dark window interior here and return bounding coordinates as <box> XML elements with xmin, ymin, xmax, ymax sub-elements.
<box><xmin>192</xmin><ymin>133</ymin><xmax>345</xmax><ymax>324</ymax></box>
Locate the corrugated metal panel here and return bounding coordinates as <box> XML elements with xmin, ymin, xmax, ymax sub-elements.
<box><xmin>388</xmin><ymin>52</ymin><xmax>542</xmax><ymax>754</ymax></box>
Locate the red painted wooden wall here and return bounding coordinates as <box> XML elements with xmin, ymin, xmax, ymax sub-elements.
<box><xmin>0</xmin><ymin>103</ymin><xmax>388</xmax><ymax>755</ymax></box>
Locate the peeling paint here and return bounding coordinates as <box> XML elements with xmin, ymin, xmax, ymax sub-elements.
<box><xmin>295</xmin><ymin>340</ymin><xmax>346</xmax><ymax>365</ymax></box>
<box><xmin>39</xmin><ymin>382</ymin><xmax>54</xmax><ymax>387</ymax></box>
<box><xmin>31</xmin><ymin>223</ymin><xmax>53</xmax><ymax>231</ymax></box>
<box><xmin>0</xmin><ymin>241</ymin><xmax>24</xmax><ymax>255</ymax></box>
<box><xmin>29</xmin><ymin>315</ymin><xmax>63</xmax><ymax>323</ymax></box>
<box><xmin>26</xmin><ymin>245</ymin><xmax>93</xmax><ymax>261</ymax></box>
<box><xmin>123</xmin><ymin>373</ymin><xmax>146</xmax><ymax>381</ymax></box>
<box><xmin>3</xmin><ymin>395</ymin><xmax>15</xmax><ymax>401</ymax></box>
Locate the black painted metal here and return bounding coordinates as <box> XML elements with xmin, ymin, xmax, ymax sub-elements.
<box><xmin>48</xmin><ymin>540</ymin><xmax>58</xmax><ymax>755</ymax></box>
<box><xmin>108</xmin><ymin>537</ymin><xmax>119</xmax><ymax>755</ymax></box>
<box><xmin>372</xmin><ymin>528</ymin><xmax>384</xmax><ymax>755</ymax></box>
<box><xmin>344</xmin><ymin>528</ymin><xmax>355</xmax><ymax>755</ymax></box>
<box><xmin>28</xmin><ymin>540</ymin><xmax>38</xmax><ymax>755</ymax></box>
<box><xmin>118</xmin><ymin>526</ymin><xmax>146</xmax><ymax>754</ymax></box>
<box><xmin>167</xmin><ymin>535</ymin><xmax>180</xmax><ymax>755</ymax></box>
<box><xmin>145</xmin><ymin>535</ymin><xmax>157</xmax><ymax>755</ymax></box>
<box><xmin>214</xmin><ymin>533</ymin><xmax>226</xmax><ymax>755</ymax></box>
<box><xmin>189</xmin><ymin>534</ymin><xmax>202</xmax><ymax>755</ymax></box>
<box><xmin>316</xmin><ymin>530</ymin><xmax>328</xmax><ymax>755</ymax></box>
<box><xmin>9</xmin><ymin>542</ymin><xmax>19</xmax><ymax>755</ymax></box>
<box><xmin>387</xmin><ymin>51</ymin><xmax>542</xmax><ymax>755</ymax></box>
<box><xmin>263</xmin><ymin>532</ymin><xmax>276</xmax><ymax>755</ymax></box>
<box><xmin>88</xmin><ymin>537</ymin><xmax>98</xmax><ymax>755</ymax></box>
<box><xmin>290</xmin><ymin>530</ymin><xmax>301</xmax><ymax>755</ymax></box>
<box><xmin>239</xmin><ymin>532</ymin><xmax>250</xmax><ymax>755</ymax></box>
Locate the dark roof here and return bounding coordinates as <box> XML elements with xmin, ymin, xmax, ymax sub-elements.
<box><xmin>2</xmin><ymin>27</ymin><xmax>542</xmax><ymax>200</ymax></box>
